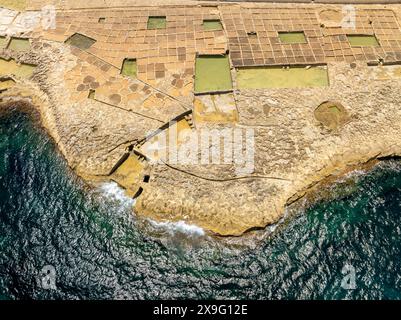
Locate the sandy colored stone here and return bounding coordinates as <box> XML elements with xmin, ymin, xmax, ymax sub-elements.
<box><xmin>111</xmin><ymin>154</ymin><xmax>146</xmax><ymax>197</ymax></box>
<box><xmin>3</xmin><ymin>3</ymin><xmax>401</xmax><ymax>237</ymax></box>
<box><xmin>194</xmin><ymin>94</ymin><xmax>238</xmax><ymax>124</ymax></box>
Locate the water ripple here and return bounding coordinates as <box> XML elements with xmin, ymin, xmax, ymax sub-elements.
<box><xmin>1</xmin><ymin>109</ymin><xmax>401</xmax><ymax>299</ymax></box>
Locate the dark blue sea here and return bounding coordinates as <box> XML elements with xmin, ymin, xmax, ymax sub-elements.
<box><xmin>1</xmin><ymin>107</ymin><xmax>401</xmax><ymax>299</ymax></box>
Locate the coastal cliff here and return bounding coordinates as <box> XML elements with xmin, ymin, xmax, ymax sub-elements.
<box><xmin>2</xmin><ymin>1</ymin><xmax>401</xmax><ymax>235</ymax></box>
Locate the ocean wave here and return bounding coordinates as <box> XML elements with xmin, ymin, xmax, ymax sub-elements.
<box><xmin>98</xmin><ymin>182</ymin><xmax>135</xmax><ymax>207</ymax></box>
<box><xmin>148</xmin><ymin>219</ymin><xmax>205</xmax><ymax>237</ymax></box>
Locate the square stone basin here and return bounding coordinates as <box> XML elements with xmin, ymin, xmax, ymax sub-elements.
<box><xmin>278</xmin><ymin>32</ymin><xmax>307</xmax><ymax>44</ymax></box>
<box><xmin>0</xmin><ymin>58</ymin><xmax>36</xmax><ymax>78</ymax></box>
<box><xmin>347</xmin><ymin>35</ymin><xmax>379</xmax><ymax>47</ymax></box>
<box><xmin>147</xmin><ymin>16</ymin><xmax>167</xmax><ymax>29</ymax></box>
<box><xmin>65</xmin><ymin>33</ymin><xmax>96</xmax><ymax>50</ymax></box>
<box><xmin>194</xmin><ymin>55</ymin><xmax>233</xmax><ymax>93</ymax></box>
<box><xmin>121</xmin><ymin>58</ymin><xmax>137</xmax><ymax>78</ymax></box>
<box><xmin>7</xmin><ymin>38</ymin><xmax>30</xmax><ymax>52</ymax></box>
<box><xmin>203</xmin><ymin>20</ymin><xmax>223</xmax><ymax>31</ymax></box>
<box><xmin>236</xmin><ymin>65</ymin><xmax>329</xmax><ymax>89</ymax></box>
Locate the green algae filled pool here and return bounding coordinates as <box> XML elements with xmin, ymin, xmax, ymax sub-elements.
<box><xmin>2</xmin><ymin>106</ymin><xmax>401</xmax><ymax>299</ymax></box>
<box><xmin>236</xmin><ymin>66</ymin><xmax>329</xmax><ymax>89</ymax></box>
<box><xmin>195</xmin><ymin>55</ymin><xmax>233</xmax><ymax>93</ymax></box>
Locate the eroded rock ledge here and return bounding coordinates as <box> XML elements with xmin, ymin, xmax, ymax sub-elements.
<box><xmin>2</xmin><ymin>2</ymin><xmax>401</xmax><ymax>236</ymax></box>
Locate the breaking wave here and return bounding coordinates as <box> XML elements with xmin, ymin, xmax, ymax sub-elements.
<box><xmin>148</xmin><ymin>219</ymin><xmax>206</xmax><ymax>237</ymax></box>
<box><xmin>98</xmin><ymin>182</ymin><xmax>134</xmax><ymax>205</ymax></box>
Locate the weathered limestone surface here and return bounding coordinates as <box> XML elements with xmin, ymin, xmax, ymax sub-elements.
<box><xmin>2</xmin><ymin>3</ymin><xmax>401</xmax><ymax>236</ymax></box>
<box><xmin>1</xmin><ymin>41</ymin><xmax>165</xmax><ymax>176</ymax></box>
<box><xmin>136</xmin><ymin>62</ymin><xmax>401</xmax><ymax>235</ymax></box>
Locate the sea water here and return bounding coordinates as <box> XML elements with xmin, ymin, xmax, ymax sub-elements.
<box><xmin>1</xmin><ymin>107</ymin><xmax>401</xmax><ymax>299</ymax></box>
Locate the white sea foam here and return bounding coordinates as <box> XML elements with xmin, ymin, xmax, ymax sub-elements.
<box><xmin>98</xmin><ymin>183</ymin><xmax>205</xmax><ymax>237</ymax></box>
<box><xmin>149</xmin><ymin>219</ymin><xmax>205</xmax><ymax>237</ymax></box>
<box><xmin>334</xmin><ymin>169</ymin><xmax>367</xmax><ymax>184</ymax></box>
<box><xmin>99</xmin><ymin>182</ymin><xmax>134</xmax><ymax>206</ymax></box>
<box><xmin>344</xmin><ymin>169</ymin><xmax>368</xmax><ymax>179</ymax></box>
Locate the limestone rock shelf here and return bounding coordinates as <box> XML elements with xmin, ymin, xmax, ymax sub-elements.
<box><xmin>2</xmin><ymin>2</ymin><xmax>401</xmax><ymax>235</ymax></box>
